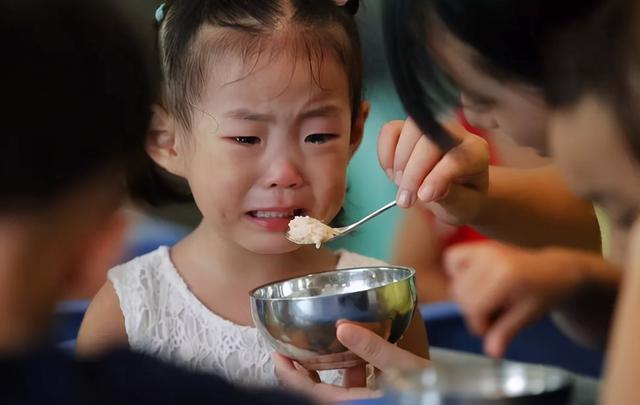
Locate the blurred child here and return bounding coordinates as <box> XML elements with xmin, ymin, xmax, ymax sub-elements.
<box><xmin>78</xmin><ymin>0</ymin><xmax>428</xmax><ymax>388</ymax></box>
<box><xmin>0</xmin><ymin>0</ymin><xmax>312</xmax><ymax>403</ymax></box>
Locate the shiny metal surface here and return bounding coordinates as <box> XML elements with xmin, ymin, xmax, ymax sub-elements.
<box><xmin>250</xmin><ymin>266</ymin><xmax>416</xmax><ymax>361</ymax></box>
<box><xmin>384</xmin><ymin>360</ymin><xmax>574</xmax><ymax>405</ymax></box>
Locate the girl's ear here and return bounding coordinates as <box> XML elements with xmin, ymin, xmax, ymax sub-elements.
<box><xmin>349</xmin><ymin>101</ymin><xmax>370</xmax><ymax>157</ymax></box>
<box><xmin>146</xmin><ymin>104</ymin><xmax>187</xmax><ymax>177</ymax></box>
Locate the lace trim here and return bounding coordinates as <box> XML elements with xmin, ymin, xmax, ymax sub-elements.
<box><xmin>109</xmin><ymin>247</ymin><xmax>343</xmax><ymax>387</ymax></box>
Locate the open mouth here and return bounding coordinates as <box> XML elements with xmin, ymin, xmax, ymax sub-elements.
<box><xmin>247</xmin><ymin>208</ymin><xmax>306</xmax><ymax>219</ymax></box>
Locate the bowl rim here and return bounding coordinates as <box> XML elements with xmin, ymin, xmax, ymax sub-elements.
<box><xmin>248</xmin><ymin>265</ymin><xmax>416</xmax><ymax>301</ymax></box>
<box><xmin>383</xmin><ymin>361</ymin><xmax>575</xmax><ymax>398</ymax></box>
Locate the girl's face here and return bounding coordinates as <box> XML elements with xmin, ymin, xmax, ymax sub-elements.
<box><xmin>427</xmin><ymin>23</ymin><xmax>551</xmax><ymax>154</ymax></box>
<box><xmin>550</xmin><ymin>96</ymin><xmax>640</xmax><ymax>263</ymax></box>
<box><xmin>159</xmin><ymin>46</ymin><xmax>364</xmax><ymax>254</ymax></box>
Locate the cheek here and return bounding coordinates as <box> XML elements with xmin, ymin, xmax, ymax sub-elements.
<box><xmin>185</xmin><ymin>144</ymin><xmax>256</xmax><ymax>213</ymax></box>
<box><xmin>549</xmin><ymin>131</ymin><xmax>587</xmax><ymax>192</ymax></box>
<box><xmin>609</xmin><ymin>224</ymin><xmax>630</xmax><ymax>265</ymax></box>
<box><xmin>495</xmin><ymin>107</ymin><xmax>546</xmax><ymax>150</ymax></box>
<box><xmin>308</xmin><ymin>155</ymin><xmax>349</xmax><ymax>206</ymax></box>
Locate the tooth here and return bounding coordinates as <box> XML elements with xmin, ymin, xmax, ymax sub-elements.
<box><xmin>253</xmin><ymin>211</ymin><xmax>295</xmax><ymax>219</ymax></box>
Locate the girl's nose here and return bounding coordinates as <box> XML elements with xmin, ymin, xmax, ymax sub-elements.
<box><xmin>263</xmin><ymin>156</ymin><xmax>304</xmax><ymax>189</ymax></box>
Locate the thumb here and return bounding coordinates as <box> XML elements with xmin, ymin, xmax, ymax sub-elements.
<box><xmin>337</xmin><ymin>323</ymin><xmax>429</xmax><ymax>371</ymax></box>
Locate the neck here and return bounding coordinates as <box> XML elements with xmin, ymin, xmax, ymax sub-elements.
<box><xmin>172</xmin><ymin>221</ymin><xmax>339</xmax><ymax>289</ymax></box>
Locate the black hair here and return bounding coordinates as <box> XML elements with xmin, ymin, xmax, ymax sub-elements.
<box><xmin>430</xmin><ymin>1</ymin><xmax>605</xmax><ymax>87</ymax></box>
<box><xmin>383</xmin><ymin>0</ymin><xmax>605</xmax><ymax>149</ymax></box>
<box><xmin>544</xmin><ymin>0</ymin><xmax>640</xmax><ymax>158</ymax></box>
<box><xmin>134</xmin><ymin>0</ymin><xmax>363</xmax><ymax>206</ymax></box>
<box><xmin>0</xmin><ymin>0</ymin><xmax>151</xmax><ymax>211</ymax></box>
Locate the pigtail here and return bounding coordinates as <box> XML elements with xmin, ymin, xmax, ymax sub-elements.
<box><xmin>124</xmin><ymin>0</ymin><xmax>193</xmax><ymax>207</ymax></box>
<box><xmin>125</xmin><ymin>150</ymin><xmax>193</xmax><ymax>207</ymax></box>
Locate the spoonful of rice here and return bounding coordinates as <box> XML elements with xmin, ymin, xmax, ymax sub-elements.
<box><xmin>286</xmin><ymin>200</ymin><xmax>397</xmax><ymax>248</ymax></box>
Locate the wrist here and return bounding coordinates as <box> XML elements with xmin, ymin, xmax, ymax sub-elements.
<box><xmin>465</xmin><ymin>165</ymin><xmax>503</xmax><ymax>228</ymax></box>
<box><xmin>541</xmin><ymin>248</ymin><xmax>588</xmax><ymax>298</ymax></box>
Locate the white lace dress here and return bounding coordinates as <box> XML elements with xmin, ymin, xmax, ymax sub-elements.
<box><xmin>108</xmin><ymin>246</ymin><xmax>388</xmax><ymax>388</ymax></box>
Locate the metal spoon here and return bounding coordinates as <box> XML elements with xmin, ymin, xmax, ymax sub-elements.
<box><xmin>286</xmin><ymin>200</ymin><xmax>397</xmax><ymax>246</ymax></box>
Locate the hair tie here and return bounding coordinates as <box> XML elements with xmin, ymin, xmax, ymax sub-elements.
<box><xmin>155</xmin><ymin>3</ymin><xmax>166</xmax><ymax>24</ymax></box>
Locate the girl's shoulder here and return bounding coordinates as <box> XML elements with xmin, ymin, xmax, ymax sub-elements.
<box><xmin>106</xmin><ymin>246</ymin><xmax>184</xmax><ymax>346</ymax></box>
<box><xmin>107</xmin><ymin>246</ymin><xmax>177</xmax><ymax>305</ymax></box>
<box><xmin>108</xmin><ymin>246</ymin><xmax>172</xmax><ymax>283</ymax></box>
<box><xmin>334</xmin><ymin>249</ymin><xmax>389</xmax><ymax>268</ymax></box>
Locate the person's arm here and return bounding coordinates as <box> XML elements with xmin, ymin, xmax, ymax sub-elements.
<box><xmin>378</xmin><ymin>119</ymin><xmax>601</xmax><ymax>252</ymax></box>
<box><xmin>546</xmin><ymin>249</ymin><xmax>620</xmax><ymax>349</ymax></box>
<box><xmin>445</xmin><ymin>242</ymin><xmax>620</xmax><ymax>357</ymax></box>
<box><xmin>392</xmin><ymin>207</ymin><xmax>450</xmax><ymax>302</ymax></box>
<box><xmin>76</xmin><ymin>281</ymin><xmax>129</xmax><ymax>357</ymax></box>
<box><xmin>471</xmin><ymin>165</ymin><xmax>601</xmax><ymax>251</ymax></box>
<box><xmin>601</xmin><ymin>222</ymin><xmax>640</xmax><ymax>405</ymax></box>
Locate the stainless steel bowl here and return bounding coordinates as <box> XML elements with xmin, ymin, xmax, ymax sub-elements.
<box><xmin>249</xmin><ymin>266</ymin><xmax>417</xmax><ymax>361</ymax></box>
<box><xmin>383</xmin><ymin>360</ymin><xmax>574</xmax><ymax>405</ymax></box>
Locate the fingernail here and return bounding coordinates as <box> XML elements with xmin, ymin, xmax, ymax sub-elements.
<box><xmin>418</xmin><ymin>184</ymin><xmax>435</xmax><ymax>202</ymax></box>
<box><xmin>397</xmin><ymin>189</ymin><xmax>413</xmax><ymax>207</ymax></box>
<box><xmin>385</xmin><ymin>169</ymin><xmax>393</xmax><ymax>181</ymax></box>
<box><xmin>394</xmin><ymin>170</ymin><xmax>403</xmax><ymax>186</ymax></box>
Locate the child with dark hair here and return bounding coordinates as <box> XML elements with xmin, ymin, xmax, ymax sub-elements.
<box><xmin>0</xmin><ymin>0</ymin><xmax>313</xmax><ymax>403</ymax></box>
<box><xmin>78</xmin><ymin>0</ymin><xmax>428</xmax><ymax>388</ymax></box>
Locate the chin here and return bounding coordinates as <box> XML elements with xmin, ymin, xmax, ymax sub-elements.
<box><xmin>242</xmin><ymin>236</ymin><xmax>301</xmax><ymax>255</ymax></box>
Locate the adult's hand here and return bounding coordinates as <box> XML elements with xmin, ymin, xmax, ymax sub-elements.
<box><xmin>446</xmin><ymin>241</ymin><xmax>619</xmax><ymax>357</ymax></box>
<box><xmin>274</xmin><ymin>323</ymin><xmax>430</xmax><ymax>402</ymax></box>
<box><xmin>378</xmin><ymin>118</ymin><xmax>489</xmax><ymax>225</ymax></box>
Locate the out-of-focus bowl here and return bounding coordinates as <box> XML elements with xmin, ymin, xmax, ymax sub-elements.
<box><xmin>249</xmin><ymin>266</ymin><xmax>416</xmax><ymax>361</ymax></box>
<box><xmin>383</xmin><ymin>360</ymin><xmax>574</xmax><ymax>405</ymax></box>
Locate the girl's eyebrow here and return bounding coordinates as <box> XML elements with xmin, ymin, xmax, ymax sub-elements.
<box><xmin>298</xmin><ymin>105</ymin><xmax>342</xmax><ymax>120</ymax></box>
<box><xmin>223</xmin><ymin>105</ymin><xmax>343</xmax><ymax>122</ymax></box>
<box><xmin>224</xmin><ymin>109</ymin><xmax>275</xmax><ymax>123</ymax></box>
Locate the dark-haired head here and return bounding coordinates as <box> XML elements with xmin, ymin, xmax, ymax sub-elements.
<box><xmin>384</xmin><ymin>0</ymin><xmax>606</xmax><ymax>153</ymax></box>
<box><xmin>544</xmin><ymin>0</ymin><xmax>640</xmax><ymax>157</ymax></box>
<box><xmin>0</xmin><ymin>0</ymin><xmax>151</xmax><ymax>349</ymax></box>
<box><xmin>134</xmin><ymin>0</ymin><xmax>363</xmax><ymax>205</ymax></box>
<box><xmin>1</xmin><ymin>0</ymin><xmax>151</xmax><ymax>211</ymax></box>
<box><xmin>541</xmin><ymin>0</ymin><xmax>640</xmax><ymax>233</ymax></box>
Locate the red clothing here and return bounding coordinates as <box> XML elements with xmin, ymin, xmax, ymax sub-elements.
<box><xmin>441</xmin><ymin>111</ymin><xmax>497</xmax><ymax>247</ymax></box>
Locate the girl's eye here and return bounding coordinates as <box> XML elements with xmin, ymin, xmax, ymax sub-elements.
<box><xmin>305</xmin><ymin>133</ymin><xmax>337</xmax><ymax>144</ymax></box>
<box><xmin>233</xmin><ymin>136</ymin><xmax>261</xmax><ymax>145</ymax></box>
